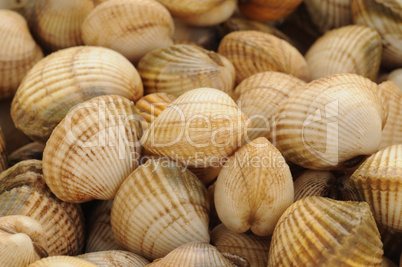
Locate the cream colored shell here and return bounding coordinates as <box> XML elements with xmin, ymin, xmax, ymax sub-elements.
<box><xmin>77</xmin><ymin>250</ymin><xmax>150</xmax><ymax>266</ymax></box>
<box><xmin>29</xmin><ymin>256</ymin><xmax>97</xmax><ymax>267</ymax></box>
<box><xmin>0</xmin><ymin>126</ymin><xmax>7</xmax><ymax>173</ymax></box>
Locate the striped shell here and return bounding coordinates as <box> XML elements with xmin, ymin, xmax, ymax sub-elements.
<box><xmin>77</xmin><ymin>250</ymin><xmax>150</xmax><ymax>266</ymax></box>
<box><xmin>8</xmin><ymin>142</ymin><xmax>45</xmax><ymax>167</ymax></box>
<box><xmin>268</xmin><ymin>196</ymin><xmax>383</xmax><ymax>266</ymax></box>
<box><xmin>238</xmin><ymin>0</ymin><xmax>303</xmax><ymax>22</ymax></box>
<box><xmin>29</xmin><ymin>256</ymin><xmax>97</xmax><ymax>267</ymax></box>
<box><xmin>0</xmin><ymin>126</ymin><xmax>7</xmax><ymax>173</ymax></box>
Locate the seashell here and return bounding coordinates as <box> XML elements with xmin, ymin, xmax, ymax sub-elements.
<box><xmin>0</xmin><ymin>160</ymin><xmax>85</xmax><ymax>256</ymax></box>
<box><xmin>8</xmin><ymin>142</ymin><xmax>45</xmax><ymax>167</ymax></box>
<box><xmin>0</xmin><ymin>126</ymin><xmax>7</xmax><ymax>173</ymax></box>
<box><xmin>214</xmin><ymin>137</ymin><xmax>294</xmax><ymax>236</ymax></box>
<box><xmin>0</xmin><ymin>215</ymin><xmax>48</xmax><ymax>267</ymax></box>
<box><xmin>0</xmin><ymin>10</ymin><xmax>43</xmax><ymax>99</ymax></box>
<box><xmin>77</xmin><ymin>250</ymin><xmax>150</xmax><ymax>266</ymax></box>
<box><xmin>211</xmin><ymin>224</ymin><xmax>271</xmax><ymax>267</ymax></box>
<box><xmin>387</xmin><ymin>69</ymin><xmax>402</xmax><ymax>91</ymax></box>
<box><xmin>350</xmin><ymin>144</ymin><xmax>402</xmax><ymax>232</ymax></box>
<box><xmin>273</xmin><ymin>73</ymin><xmax>385</xmax><ymax>170</ymax></box>
<box><xmin>218</xmin><ymin>31</ymin><xmax>309</xmax><ymax>84</ymax></box>
<box><xmin>29</xmin><ymin>256</ymin><xmax>97</xmax><ymax>267</ymax></box>
<box><xmin>268</xmin><ymin>196</ymin><xmax>384</xmax><ymax>266</ymax></box>
<box><xmin>42</xmin><ymin>95</ymin><xmax>142</xmax><ymax>203</ymax></box>
<box><xmin>137</xmin><ymin>44</ymin><xmax>235</xmax><ymax>97</ymax></box>
<box><xmin>81</xmin><ymin>0</ymin><xmax>174</xmax><ymax>64</ymax></box>
<box><xmin>352</xmin><ymin>0</ymin><xmax>402</xmax><ymax>68</ymax></box>
<box><xmin>141</xmin><ymin>88</ymin><xmax>248</xmax><ymax>167</ymax></box>
<box><xmin>238</xmin><ymin>0</ymin><xmax>303</xmax><ymax>22</ymax></box>
<box><xmin>111</xmin><ymin>158</ymin><xmax>210</xmax><ymax>260</ymax></box>
<box><xmin>135</xmin><ymin>93</ymin><xmax>177</xmax><ymax>125</ymax></box>
<box><xmin>187</xmin><ymin>165</ymin><xmax>221</xmax><ymax>186</ymax></box>
<box><xmin>234</xmin><ymin>71</ymin><xmax>306</xmax><ymax>142</ymax></box>
<box><xmin>305</xmin><ymin>25</ymin><xmax>382</xmax><ymax>81</ymax></box>
<box><xmin>11</xmin><ymin>46</ymin><xmax>143</xmax><ymax>143</ymax></box>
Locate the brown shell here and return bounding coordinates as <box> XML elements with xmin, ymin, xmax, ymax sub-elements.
<box><xmin>238</xmin><ymin>0</ymin><xmax>303</xmax><ymax>22</ymax></box>
<box><xmin>77</xmin><ymin>250</ymin><xmax>150</xmax><ymax>266</ymax></box>
<box><xmin>29</xmin><ymin>256</ymin><xmax>97</xmax><ymax>267</ymax></box>
<box><xmin>8</xmin><ymin>142</ymin><xmax>45</xmax><ymax>167</ymax></box>
<box><xmin>0</xmin><ymin>127</ymin><xmax>7</xmax><ymax>173</ymax></box>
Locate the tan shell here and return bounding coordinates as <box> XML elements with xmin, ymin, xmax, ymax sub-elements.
<box><xmin>305</xmin><ymin>25</ymin><xmax>382</xmax><ymax>81</ymax></box>
<box><xmin>111</xmin><ymin>158</ymin><xmax>210</xmax><ymax>260</ymax></box>
<box><xmin>77</xmin><ymin>250</ymin><xmax>150</xmax><ymax>266</ymax></box>
<box><xmin>0</xmin><ymin>10</ymin><xmax>43</xmax><ymax>99</ymax></box>
<box><xmin>29</xmin><ymin>256</ymin><xmax>97</xmax><ymax>267</ymax></box>
<box><xmin>218</xmin><ymin>31</ymin><xmax>309</xmax><ymax>84</ymax></box>
<box><xmin>238</xmin><ymin>0</ymin><xmax>303</xmax><ymax>22</ymax></box>
<box><xmin>141</xmin><ymin>88</ymin><xmax>248</xmax><ymax>167</ymax></box>
<box><xmin>268</xmin><ymin>196</ymin><xmax>383</xmax><ymax>266</ymax></box>
<box><xmin>387</xmin><ymin>69</ymin><xmax>402</xmax><ymax>91</ymax></box>
<box><xmin>274</xmin><ymin>73</ymin><xmax>384</xmax><ymax>170</ymax></box>
<box><xmin>11</xmin><ymin>46</ymin><xmax>143</xmax><ymax>143</ymax></box>
<box><xmin>187</xmin><ymin>165</ymin><xmax>221</xmax><ymax>186</ymax></box>
<box><xmin>81</xmin><ymin>0</ymin><xmax>174</xmax><ymax>64</ymax></box>
<box><xmin>0</xmin><ymin>160</ymin><xmax>85</xmax><ymax>256</ymax></box>
<box><xmin>135</xmin><ymin>93</ymin><xmax>177</xmax><ymax>124</ymax></box>
<box><xmin>215</xmin><ymin>137</ymin><xmax>294</xmax><ymax>236</ymax></box>
<box><xmin>0</xmin><ymin>126</ymin><xmax>7</xmax><ymax>173</ymax></box>
<box><xmin>211</xmin><ymin>224</ymin><xmax>271</xmax><ymax>267</ymax></box>
<box><xmin>172</xmin><ymin>19</ymin><xmax>220</xmax><ymax>50</ymax></box>
<box><xmin>8</xmin><ymin>142</ymin><xmax>45</xmax><ymax>167</ymax></box>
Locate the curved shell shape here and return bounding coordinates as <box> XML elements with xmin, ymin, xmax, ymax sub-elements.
<box><xmin>351</xmin><ymin>144</ymin><xmax>402</xmax><ymax>232</ymax></box>
<box><xmin>187</xmin><ymin>165</ymin><xmax>221</xmax><ymax>186</ymax></box>
<box><xmin>8</xmin><ymin>142</ymin><xmax>45</xmax><ymax>167</ymax></box>
<box><xmin>234</xmin><ymin>71</ymin><xmax>306</xmax><ymax>142</ymax></box>
<box><xmin>238</xmin><ymin>0</ymin><xmax>303</xmax><ymax>22</ymax></box>
<box><xmin>141</xmin><ymin>88</ymin><xmax>248</xmax><ymax>167</ymax></box>
<box><xmin>81</xmin><ymin>0</ymin><xmax>174</xmax><ymax>64</ymax></box>
<box><xmin>208</xmin><ymin>181</ymin><xmax>221</xmax><ymax>230</ymax></box>
<box><xmin>0</xmin><ymin>160</ymin><xmax>85</xmax><ymax>256</ymax></box>
<box><xmin>274</xmin><ymin>73</ymin><xmax>384</xmax><ymax>170</ymax></box>
<box><xmin>0</xmin><ymin>10</ymin><xmax>43</xmax><ymax>99</ymax></box>
<box><xmin>387</xmin><ymin>69</ymin><xmax>402</xmax><ymax>91</ymax></box>
<box><xmin>111</xmin><ymin>158</ymin><xmax>210</xmax><ymax>260</ymax></box>
<box><xmin>218</xmin><ymin>31</ymin><xmax>309</xmax><ymax>84</ymax></box>
<box><xmin>211</xmin><ymin>224</ymin><xmax>271</xmax><ymax>267</ymax></box>
<box><xmin>305</xmin><ymin>25</ymin><xmax>382</xmax><ymax>81</ymax></box>
<box><xmin>268</xmin><ymin>196</ymin><xmax>383</xmax><ymax>266</ymax></box>
<box><xmin>215</xmin><ymin>137</ymin><xmax>294</xmax><ymax>236</ymax></box>
<box><xmin>135</xmin><ymin>93</ymin><xmax>177</xmax><ymax>125</ymax></box>
<box><xmin>42</xmin><ymin>95</ymin><xmax>142</xmax><ymax>203</ymax></box>
<box><xmin>0</xmin><ymin>127</ymin><xmax>7</xmax><ymax>173</ymax></box>
<box><xmin>77</xmin><ymin>250</ymin><xmax>150</xmax><ymax>266</ymax></box>
<box><xmin>29</xmin><ymin>256</ymin><xmax>97</xmax><ymax>267</ymax></box>
<box><xmin>138</xmin><ymin>44</ymin><xmax>235</xmax><ymax>97</ymax></box>
<box><xmin>11</xmin><ymin>46</ymin><xmax>143</xmax><ymax>143</ymax></box>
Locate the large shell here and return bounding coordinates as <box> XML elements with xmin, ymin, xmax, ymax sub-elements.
<box><xmin>0</xmin><ymin>126</ymin><xmax>7</xmax><ymax>173</ymax></box>
<box><xmin>11</xmin><ymin>46</ymin><xmax>143</xmax><ymax>143</ymax></box>
<box><xmin>111</xmin><ymin>158</ymin><xmax>210</xmax><ymax>260</ymax></box>
<box><xmin>268</xmin><ymin>196</ymin><xmax>383</xmax><ymax>266</ymax></box>
<box><xmin>137</xmin><ymin>44</ymin><xmax>235</xmax><ymax>97</ymax></box>
<box><xmin>305</xmin><ymin>25</ymin><xmax>382</xmax><ymax>81</ymax></box>
<box><xmin>8</xmin><ymin>142</ymin><xmax>45</xmax><ymax>167</ymax></box>
<box><xmin>77</xmin><ymin>250</ymin><xmax>150</xmax><ymax>266</ymax></box>
<box><xmin>0</xmin><ymin>10</ymin><xmax>43</xmax><ymax>99</ymax></box>
<box><xmin>29</xmin><ymin>256</ymin><xmax>97</xmax><ymax>267</ymax></box>
<box><xmin>351</xmin><ymin>144</ymin><xmax>402</xmax><ymax>232</ymax></box>
<box><xmin>0</xmin><ymin>160</ymin><xmax>85</xmax><ymax>256</ymax></box>
<box><xmin>141</xmin><ymin>88</ymin><xmax>248</xmax><ymax>167</ymax></box>
<box><xmin>238</xmin><ymin>0</ymin><xmax>303</xmax><ymax>22</ymax></box>
<box><xmin>42</xmin><ymin>95</ymin><xmax>142</xmax><ymax>203</ymax></box>
<box><xmin>81</xmin><ymin>0</ymin><xmax>174</xmax><ymax>64</ymax></box>
<box><xmin>214</xmin><ymin>137</ymin><xmax>294</xmax><ymax>236</ymax></box>
<box><xmin>218</xmin><ymin>31</ymin><xmax>309</xmax><ymax>84</ymax></box>
<box><xmin>273</xmin><ymin>73</ymin><xmax>385</xmax><ymax>170</ymax></box>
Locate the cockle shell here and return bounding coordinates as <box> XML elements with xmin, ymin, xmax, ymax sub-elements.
<box><xmin>138</xmin><ymin>44</ymin><xmax>235</xmax><ymax>97</ymax></box>
<box><xmin>274</xmin><ymin>73</ymin><xmax>385</xmax><ymax>170</ymax></box>
<box><xmin>29</xmin><ymin>256</ymin><xmax>97</xmax><ymax>267</ymax></box>
<box><xmin>0</xmin><ymin>126</ymin><xmax>7</xmax><ymax>173</ymax></box>
<box><xmin>387</xmin><ymin>69</ymin><xmax>402</xmax><ymax>91</ymax></box>
<box><xmin>0</xmin><ymin>160</ymin><xmax>85</xmax><ymax>256</ymax></box>
<box><xmin>11</xmin><ymin>46</ymin><xmax>143</xmax><ymax>143</ymax></box>
<box><xmin>8</xmin><ymin>142</ymin><xmax>45</xmax><ymax>167</ymax></box>
<box><xmin>218</xmin><ymin>31</ymin><xmax>309</xmax><ymax>84</ymax></box>
<box><xmin>42</xmin><ymin>95</ymin><xmax>142</xmax><ymax>203</ymax></box>
<box><xmin>238</xmin><ymin>0</ymin><xmax>303</xmax><ymax>22</ymax></box>
<box><xmin>0</xmin><ymin>10</ymin><xmax>43</xmax><ymax>99</ymax></box>
<box><xmin>268</xmin><ymin>196</ymin><xmax>383</xmax><ymax>266</ymax></box>
<box><xmin>214</xmin><ymin>137</ymin><xmax>294</xmax><ymax>236</ymax></box>
<box><xmin>77</xmin><ymin>250</ymin><xmax>150</xmax><ymax>266</ymax></box>
<box><xmin>81</xmin><ymin>0</ymin><xmax>174</xmax><ymax>64</ymax></box>
<box><xmin>187</xmin><ymin>165</ymin><xmax>221</xmax><ymax>186</ymax></box>
<box><xmin>141</xmin><ymin>88</ymin><xmax>248</xmax><ymax>167</ymax></box>
<box><xmin>305</xmin><ymin>25</ymin><xmax>382</xmax><ymax>81</ymax></box>
<box><xmin>135</xmin><ymin>93</ymin><xmax>177</xmax><ymax>124</ymax></box>
<box><xmin>111</xmin><ymin>158</ymin><xmax>210</xmax><ymax>260</ymax></box>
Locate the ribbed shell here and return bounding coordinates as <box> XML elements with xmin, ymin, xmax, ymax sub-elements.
<box><xmin>111</xmin><ymin>158</ymin><xmax>210</xmax><ymax>260</ymax></box>
<box><xmin>8</xmin><ymin>142</ymin><xmax>45</xmax><ymax>167</ymax></box>
<box><xmin>274</xmin><ymin>73</ymin><xmax>384</xmax><ymax>170</ymax></box>
<box><xmin>42</xmin><ymin>95</ymin><xmax>142</xmax><ymax>203</ymax></box>
<box><xmin>11</xmin><ymin>46</ymin><xmax>143</xmax><ymax>143</ymax></box>
<box><xmin>141</xmin><ymin>88</ymin><xmax>248</xmax><ymax>167</ymax></box>
<box><xmin>351</xmin><ymin>144</ymin><xmax>402</xmax><ymax>232</ymax></box>
<box><xmin>268</xmin><ymin>196</ymin><xmax>383</xmax><ymax>266</ymax></box>
<box><xmin>0</xmin><ymin>127</ymin><xmax>7</xmax><ymax>173</ymax></box>
<box><xmin>81</xmin><ymin>0</ymin><xmax>174</xmax><ymax>64</ymax></box>
<box><xmin>305</xmin><ymin>25</ymin><xmax>382</xmax><ymax>81</ymax></box>
<box><xmin>0</xmin><ymin>10</ymin><xmax>43</xmax><ymax>99</ymax></box>
<box><xmin>135</xmin><ymin>93</ymin><xmax>177</xmax><ymax>125</ymax></box>
<box><xmin>238</xmin><ymin>0</ymin><xmax>303</xmax><ymax>22</ymax></box>
<box><xmin>0</xmin><ymin>160</ymin><xmax>85</xmax><ymax>256</ymax></box>
<box><xmin>234</xmin><ymin>71</ymin><xmax>306</xmax><ymax>141</ymax></box>
<box><xmin>77</xmin><ymin>250</ymin><xmax>150</xmax><ymax>266</ymax></box>
<box><xmin>138</xmin><ymin>44</ymin><xmax>235</xmax><ymax>97</ymax></box>
<box><xmin>29</xmin><ymin>256</ymin><xmax>97</xmax><ymax>267</ymax></box>
<box><xmin>218</xmin><ymin>31</ymin><xmax>309</xmax><ymax>84</ymax></box>
<box><xmin>214</xmin><ymin>137</ymin><xmax>294</xmax><ymax>236</ymax></box>
<box><xmin>211</xmin><ymin>224</ymin><xmax>271</xmax><ymax>267</ymax></box>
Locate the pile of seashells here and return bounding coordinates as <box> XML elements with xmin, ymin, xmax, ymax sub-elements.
<box><xmin>0</xmin><ymin>0</ymin><xmax>402</xmax><ymax>266</ymax></box>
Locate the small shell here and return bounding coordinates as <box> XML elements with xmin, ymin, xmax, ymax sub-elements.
<box><xmin>29</xmin><ymin>256</ymin><xmax>97</xmax><ymax>267</ymax></box>
<box><xmin>81</xmin><ymin>0</ymin><xmax>174</xmax><ymax>64</ymax></box>
<box><xmin>8</xmin><ymin>142</ymin><xmax>45</xmax><ymax>167</ymax></box>
<box><xmin>11</xmin><ymin>46</ymin><xmax>143</xmax><ymax>143</ymax></box>
<box><xmin>187</xmin><ymin>165</ymin><xmax>221</xmax><ymax>186</ymax></box>
<box><xmin>77</xmin><ymin>250</ymin><xmax>150</xmax><ymax>266</ymax></box>
<box><xmin>268</xmin><ymin>196</ymin><xmax>383</xmax><ymax>266</ymax></box>
<box><xmin>214</xmin><ymin>137</ymin><xmax>294</xmax><ymax>236</ymax></box>
<box><xmin>173</xmin><ymin>19</ymin><xmax>220</xmax><ymax>50</ymax></box>
<box><xmin>218</xmin><ymin>31</ymin><xmax>309</xmax><ymax>84</ymax></box>
<box><xmin>111</xmin><ymin>158</ymin><xmax>210</xmax><ymax>260</ymax></box>
<box><xmin>137</xmin><ymin>44</ymin><xmax>235</xmax><ymax>97</ymax></box>
<box><xmin>238</xmin><ymin>0</ymin><xmax>303</xmax><ymax>22</ymax></box>
<box><xmin>305</xmin><ymin>25</ymin><xmax>382</xmax><ymax>81</ymax></box>
<box><xmin>387</xmin><ymin>69</ymin><xmax>402</xmax><ymax>91</ymax></box>
<box><xmin>0</xmin><ymin>126</ymin><xmax>7</xmax><ymax>173</ymax></box>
